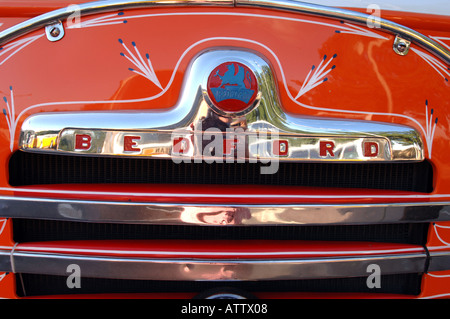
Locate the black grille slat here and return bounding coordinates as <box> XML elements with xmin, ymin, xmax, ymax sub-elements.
<box><xmin>12</xmin><ymin>219</ymin><xmax>429</xmax><ymax>245</ymax></box>
<box><xmin>8</xmin><ymin>151</ymin><xmax>433</xmax><ymax>192</ymax></box>
<box><xmin>16</xmin><ymin>273</ymin><xmax>423</xmax><ymax>297</ymax></box>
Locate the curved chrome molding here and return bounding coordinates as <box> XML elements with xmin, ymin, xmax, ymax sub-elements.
<box><xmin>0</xmin><ymin>250</ymin><xmax>426</xmax><ymax>281</ymax></box>
<box><xmin>20</xmin><ymin>50</ymin><xmax>424</xmax><ymax>162</ymax></box>
<box><xmin>1</xmin><ymin>196</ymin><xmax>449</xmax><ymax>225</ymax></box>
<box><xmin>0</xmin><ymin>0</ymin><xmax>233</xmax><ymax>46</ymax></box>
<box><xmin>236</xmin><ymin>0</ymin><xmax>450</xmax><ymax>65</ymax></box>
<box><xmin>0</xmin><ymin>0</ymin><xmax>448</xmax><ymax>65</ymax></box>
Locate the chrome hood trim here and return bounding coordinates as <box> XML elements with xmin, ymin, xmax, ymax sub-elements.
<box><xmin>290</xmin><ymin>0</ymin><xmax>450</xmax><ymax>17</ymax></box>
<box><xmin>0</xmin><ymin>0</ymin><xmax>448</xmax><ymax>65</ymax></box>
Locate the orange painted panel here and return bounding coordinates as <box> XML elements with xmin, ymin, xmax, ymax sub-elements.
<box><xmin>0</xmin><ymin>272</ymin><xmax>16</xmax><ymax>299</ymax></box>
<box><xmin>0</xmin><ymin>5</ymin><xmax>450</xmax><ymax>299</ymax></box>
<box><xmin>0</xmin><ymin>218</ymin><xmax>13</xmax><ymax>247</ymax></box>
<box><xmin>420</xmin><ymin>271</ymin><xmax>450</xmax><ymax>299</ymax></box>
<box><xmin>0</xmin><ymin>219</ymin><xmax>15</xmax><ymax>298</ymax></box>
<box><xmin>0</xmin><ymin>7</ymin><xmax>448</xmax><ymax>204</ymax></box>
<box><xmin>427</xmin><ymin>221</ymin><xmax>450</xmax><ymax>249</ymax></box>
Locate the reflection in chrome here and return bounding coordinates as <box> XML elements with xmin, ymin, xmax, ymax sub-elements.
<box><xmin>20</xmin><ymin>50</ymin><xmax>424</xmax><ymax>162</ymax></box>
<box><xmin>0</xmin><ymin>250</ymin><xmax>428</xmax><ymax>281</ymax></box>
<box><xmin>1</xmin><ymin>196</ymin><xmax>449</xmax><ymax>226</ymax></box>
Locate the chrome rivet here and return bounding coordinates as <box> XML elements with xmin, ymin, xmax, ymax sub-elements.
<box><xmin>393</xmin><ymin>35</ymin><xmax>411</xmax><ymax>56</ymax></box>
<box><xmin>49</xmin><ymin>27</ymin><xmax>60</xmax><ymax>38</ymax></box>
<box><xmin>45</xmin><ymin>21</ymin><xmax>64</xmax><ymax>42</ymax></box>
<box><xmin>396</xmin><ymin>42</ymin><xmax>407</xmax><ymax>52</ymax></box>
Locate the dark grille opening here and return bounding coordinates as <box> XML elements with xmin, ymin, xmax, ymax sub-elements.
<box><xmin>16</xmin><ymin>273</ymin><xmax>423</xmax><ymax>297</ymax></box>
<box><xmin>12</xmin><ymin>219</ymin><xmax>429</xmax><ymax>245</ymax></box>
<box><xmin>8</xmin><ymin>151</ymin><xmax>433</xmax><ymax>192</ymax></box>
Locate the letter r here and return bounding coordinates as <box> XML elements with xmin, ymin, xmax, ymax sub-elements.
<box><xmin>173</xmin><ymin>137</ymin><xmax>190</xmax><ymax>154</ymax></box>
<box><xmin>320</xmin><ymin>141</ymin><xmax>335</xmax><ymax>157</ymax></box>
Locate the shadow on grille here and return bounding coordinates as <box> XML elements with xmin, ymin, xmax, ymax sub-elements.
<box><xmin>16</xmin><ymin>273</ymin><xmax>423</xmax><ymax>297</ymax></box>
<box><xmin>8</xmin><ymin>151</ymin><xmax>433</xmax><ymax>192</ymax></box>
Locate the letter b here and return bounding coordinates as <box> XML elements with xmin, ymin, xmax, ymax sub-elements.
<box><xmin>75</xmin><ymin>134</ymin><xmax>91</xmax><ymax>150</ymax></box>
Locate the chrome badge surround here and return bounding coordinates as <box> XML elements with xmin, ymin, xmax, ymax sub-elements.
<box><xmin>19</xmin><ymin>49</ymin><xmax>424</xmax><ymax>162</ymax></box>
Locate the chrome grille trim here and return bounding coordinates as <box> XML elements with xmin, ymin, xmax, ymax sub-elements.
<box><xmin>0</xmin><ymin>250</ymin><xmax>427</xmax><ymax>281</ymax></box>
<box><xmin>428</xmin><ymin>251</ymin><xmax>450</xmax><ymax>272</ymax></box>
<box><xmin>0</xmin><ymin>196</ymin><xmax>449</xmax><ymax>225</ymax></box>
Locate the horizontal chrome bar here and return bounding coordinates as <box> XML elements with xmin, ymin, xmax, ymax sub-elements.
<box><xmin>1</xmin><ymin>196</ymin><xmax>449</xmax><ymax>225</ymax></box>
<box><xmin>0</xmin><ymin>250</ymin><xmax>11</xmax><ymax>272</ymax></box>
<box><xmin>428</xmin><ymin>251</ymin><xmax>450</xmax><ymax>272</ymax></box>
<box><xmin>237</xmin><ymin>0</ymin><xmax>450</xmax><ymax>65</ymax></box>
<box><xmin>0</xmin><ymin>250</ymin><xmax>426</xmax><ymax>281</ymax></box>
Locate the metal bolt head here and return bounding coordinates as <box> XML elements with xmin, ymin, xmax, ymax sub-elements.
<box><xmin>396</xmin><ymin>42</ymin><xmax>407</xmax><ymax>53</ymax></box>
<box><xmin>393</xmin><ymin>36</ymin><xmax>411</xmax><ymax>56</ymax></box>
<box><xmin>45</xmin><ymin>21</ymin><xmax>64</xmax><ymax>42</ymax></box>
<box><xmin>50</xmin><ymin>27</ymin><xmax>61</xmax><ymax>38</ymax></box>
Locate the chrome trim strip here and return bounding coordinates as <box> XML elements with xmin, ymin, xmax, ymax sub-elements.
<box><xmin>237</xmin><ymin>0</ymin><xmax>450</xmax><ymax>65</ymax></box>
<box><xmin>2</xmin><ymin>250</ymin><xmax>426</xmax><ymax>281</ymax></box>
<box><xmin>0</xmin><ymin>0</ymin><xmax>234</xmax><ymax>46</ymax></box>
<box><xmin>20</xmin><ymin>50</ymin><xmax>424</xmax><ymax>162</ymax></box>
<box><xmin>0</xmin><ymin>0</ymin><xmax>448</xmax><ymax>65</ymax></box>
<box><xmin>428</xmin><ymin>251</ymin><xmax>450</xmax><ymax>272</ymax></box>
<box><xmin>1</xmin><ymin>196</ymin><xmax>449</xmax><ymax>225</ymax></box>
<box><xmin>0</xmin><ymin>250</ymin><xmax>11</xmax><ymax>272</ymax></box>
